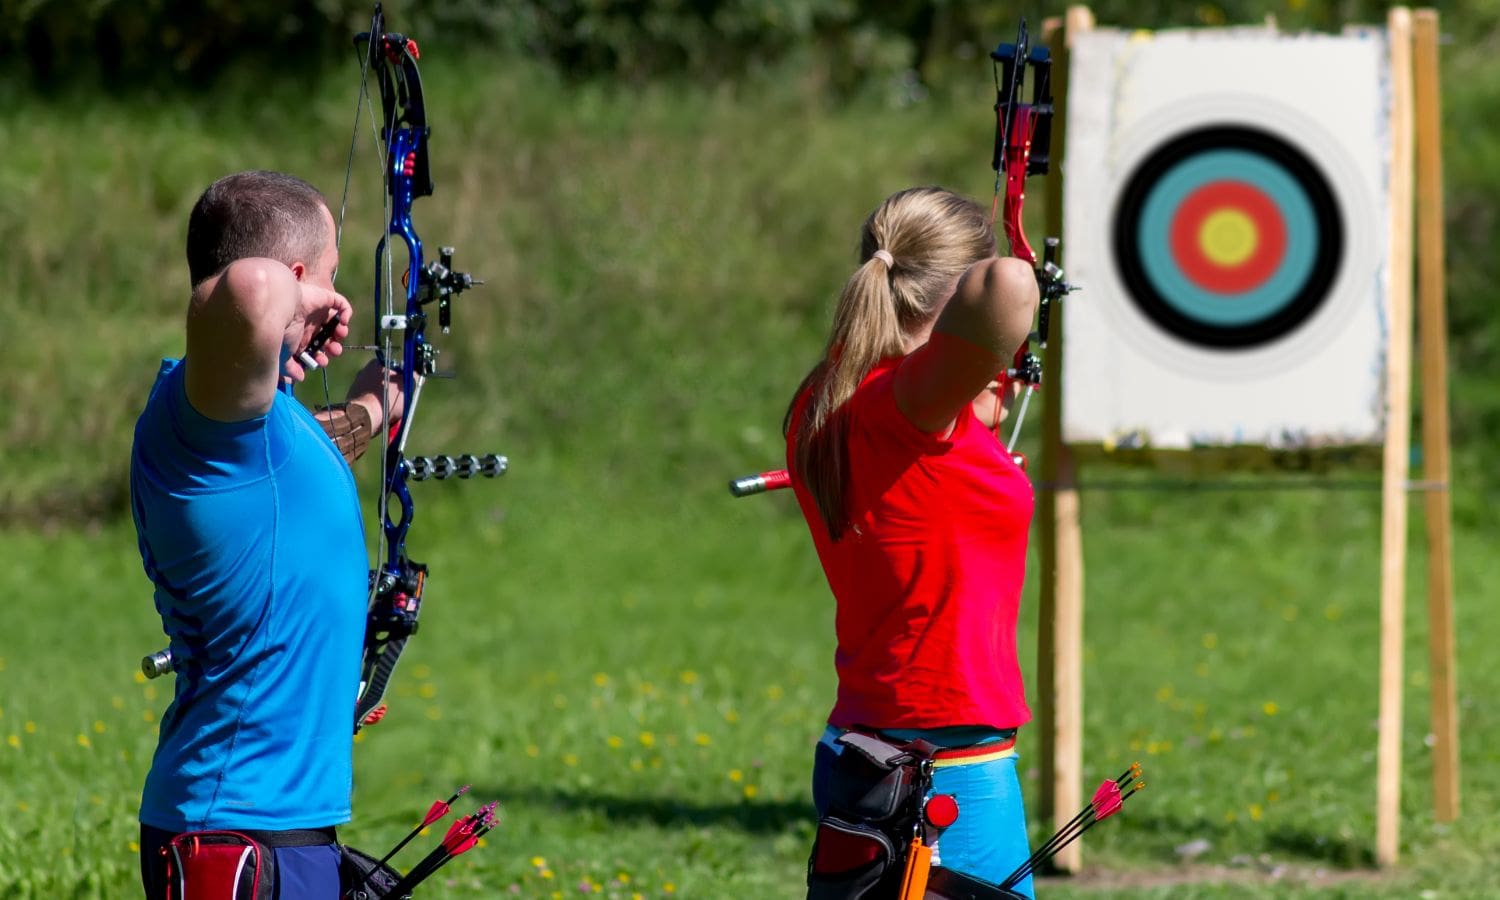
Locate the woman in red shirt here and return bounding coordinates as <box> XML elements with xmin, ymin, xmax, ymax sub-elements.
<box><xmin>786</xmin><ymin>187</ymin><xmax>1040</xmax><ymax>894</ymax></box>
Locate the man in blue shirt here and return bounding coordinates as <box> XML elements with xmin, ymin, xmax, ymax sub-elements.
<box><xmin>131</xmin><ymin>171</ymin><xmax>400</xmax><ymax>899</ymax></box>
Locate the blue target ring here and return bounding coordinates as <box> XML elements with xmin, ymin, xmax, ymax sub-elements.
<box><xmin>1112</xmin><ymin>126</ymin><xmax>1344</xmax><ymax>348</ymax></box>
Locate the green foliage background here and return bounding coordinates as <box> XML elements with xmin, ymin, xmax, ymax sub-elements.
<box><xmin>3</xmin><ymin>1</ymin><xmax>1498</xmax><ymax>897</ymax></box>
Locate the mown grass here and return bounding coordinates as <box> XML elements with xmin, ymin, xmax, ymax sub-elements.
<box><xmin>6</xmin><ymin>485</ymin><xmax>1500</xmax><ymax>897</ymax></box>
<box><xmin>4</xmin><ymin>31</ymin><xmax>1500</xmax><ymax>900</ymax></box>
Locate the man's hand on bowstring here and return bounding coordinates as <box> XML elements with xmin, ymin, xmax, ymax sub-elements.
<box><xmin>283</xmin><ymin>284</ymin><xmax>352</xmax><ymax>383</ymax></box>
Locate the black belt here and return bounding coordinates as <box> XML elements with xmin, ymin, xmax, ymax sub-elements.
<box><xmin>237</xmin><ymin>826</ymin><xmax>338</xmax><ymax>848</ymax></box>
<box><xmin>143</xmin><ymin>823</ymin><xmax>337</xmax><ymax>848</ymax></box>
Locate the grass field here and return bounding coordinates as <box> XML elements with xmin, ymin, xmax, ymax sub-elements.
<box><xmin>6</xmin><ymin>477</ymin><xmax>1498</xmax><ymax>898</ymax></box>
<box><xmin>5</xmin><ymin>29</ymin><xmax>1500</xmax><ymax>900</ymax></box>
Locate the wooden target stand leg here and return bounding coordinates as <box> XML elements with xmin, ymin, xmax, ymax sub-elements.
<box><xmin>1413</xmin><ymin>8</ymin><xmax>1460</xmax><ymax>828</ymax></box>
<box><xmin>1376</xmin><ymin>6</ymin><xmax>1415</xmax><ymax>869</ymax></box>
<box><xmin>1036</xmin><ymin>6</ymin><xmax>1093</xmax><ymax>876</ymax></box>
<box><xmin>1368</xmin><ymin>5</ymin><xmax>1461</xmax><ymax>867</ymax></box>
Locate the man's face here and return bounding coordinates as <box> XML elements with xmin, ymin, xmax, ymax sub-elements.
<box><xmin>298</xmin><ymin>204</ymin><xmax>340</xmax><ymax>290</ymax></box>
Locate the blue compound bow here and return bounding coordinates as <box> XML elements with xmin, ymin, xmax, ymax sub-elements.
<box><xmin>344</xmin><ymin>4</ymin><xmax>506</xmax><ymax>732</ymax></box>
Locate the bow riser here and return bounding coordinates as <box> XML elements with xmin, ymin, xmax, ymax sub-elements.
<box><xmin>1000</xmin><ymin>109</ymin><xmax>1040</xmax><ymax>265</ymax></box>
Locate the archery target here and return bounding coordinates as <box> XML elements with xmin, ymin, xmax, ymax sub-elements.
<box><xmin>1062</xmin><ymin>27</ymin><xmax>1392</xmax><ymax>449</ymax></box>
<box><xmin>1113</xmin><ymin>125</ymin><xmax>1343</xmax><ymax>348</ymax></box>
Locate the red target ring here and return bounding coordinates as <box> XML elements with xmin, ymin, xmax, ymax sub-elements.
<box><xmin>1168</xmin><ymin>180</ymin><xmax>1286</xmax><ymax>294</ymax></box>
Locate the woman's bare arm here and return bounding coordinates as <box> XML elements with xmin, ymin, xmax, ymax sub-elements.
<box><xmin>894</xmin><ymin>255</ymin><xmax>1039</xmax><ymax>434</ymax></box>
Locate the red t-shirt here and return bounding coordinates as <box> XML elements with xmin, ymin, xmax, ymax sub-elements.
<box><xmin>788</xmin><ymin>357</ymin><xmax>1034</xmax><ymax>731</ymax></box>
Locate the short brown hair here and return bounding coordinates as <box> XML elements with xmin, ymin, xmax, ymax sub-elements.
<box><xmin>185</xmin><ymin>171</ymin><xmax>329</xmax><ymax>286</ymax></box>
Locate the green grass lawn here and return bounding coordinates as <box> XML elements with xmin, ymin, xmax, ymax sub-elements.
<box><xmin>4</xmin><ymin>472</ymin><xmax>1496</xmax><ymax>898</ymax></box>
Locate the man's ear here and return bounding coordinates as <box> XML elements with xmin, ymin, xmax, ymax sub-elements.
<box><xmin>290</xmin><ymin>261</ymin><xmax>307</xmax><ymax>282</ymax></box>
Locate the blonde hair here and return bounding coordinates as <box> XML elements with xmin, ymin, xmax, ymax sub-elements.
<box><xmin>786</xmin><ymin>187</ymin><xmax>996</xmax><ymax>540</ymax></box>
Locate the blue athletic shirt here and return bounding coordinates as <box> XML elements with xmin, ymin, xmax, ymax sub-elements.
<box><xmin>130</xmin><ymin>358</ymin><xmax>367</xmax><ymax>831</ymax></box>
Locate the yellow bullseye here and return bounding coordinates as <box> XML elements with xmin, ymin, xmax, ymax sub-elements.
<box><xmin>1198</xmin><ymin>209</ymin><xmax>1258</xmax><ymax>267</ymax></box>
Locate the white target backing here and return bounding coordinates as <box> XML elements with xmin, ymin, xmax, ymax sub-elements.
<box><xmin>1061</xmin><ymin>27</ymin><xmax>1391</xmax><ymax>449</ymax></box>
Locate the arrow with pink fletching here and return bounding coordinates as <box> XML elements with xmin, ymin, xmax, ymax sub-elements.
<box><xmin>998</xmin><ymin>763</ymin><xmax>1144</xmax><ymax>891</ymax></box>
<box><xmin>349</xmin><ymin>786</ymin><xmax>470</xmax><ymax>897</ymax></box>
<box><xmin>384</xmin><ymin>802</ymin><xmax>500</xmax><ymax>897</ymax></box>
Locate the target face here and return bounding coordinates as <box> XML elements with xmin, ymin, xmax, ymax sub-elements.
<box><xmin>1062</xmin><ymin>29</ymin><xmax>1389</xmax><ymax>449</ymax></box>
<box><xmin>1111</xmin><ymin>126</ymin><xmax>1344</xmax><ymax>349</ymax></box>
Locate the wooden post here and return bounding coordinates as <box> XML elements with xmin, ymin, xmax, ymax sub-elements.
<box><xmin>1412</xmin><ymin>8</ymin><xmax>1460</xmax><ymax>823</ymax></box>
<box><xmin>1036</xmin><ymin>4</ymin><xmax>1093</xmax><ymax>876</ymax></box>
<box><xmin>1376</xmin><ymin>6</ymin><xmax>1415</xmax><ymax>868</ymax></box>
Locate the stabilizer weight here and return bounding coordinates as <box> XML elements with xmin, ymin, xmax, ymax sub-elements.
<box><xmin>407</xmin><ymin>453</ymin><xmax>508</xmax><ymax>481</ymax></box>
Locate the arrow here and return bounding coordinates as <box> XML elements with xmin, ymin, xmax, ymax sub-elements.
<box><xmin>998</xmin><ymin>764</ymin><xmax>1143</xmax><ymax>891</ymax></box>
<box><xmin>384</xmin><ymin>802</ymin><xmax>499</xmax><ymax>897</ymax></box>
<box><xmin>349</xmin><ymin>786</ymin><xmax>469</xmax><ymax>897</ymax></box>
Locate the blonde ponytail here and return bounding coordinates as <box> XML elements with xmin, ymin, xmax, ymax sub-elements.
<box><xmin>787</xmin><ymin>188</ymin><xmax>995</xmax><ymax>539</ymax></box>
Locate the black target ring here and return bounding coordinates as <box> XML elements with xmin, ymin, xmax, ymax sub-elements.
<box><xmin>1111</xmin><ymin>125</ymin><xmax>1345</xmax><ymax>349</ymax></box>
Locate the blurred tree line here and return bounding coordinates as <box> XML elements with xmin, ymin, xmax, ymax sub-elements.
<box><xmin>6</xmin><ymin>0</ymin><xmax>1404</xmax><ymax>90</ymax></box>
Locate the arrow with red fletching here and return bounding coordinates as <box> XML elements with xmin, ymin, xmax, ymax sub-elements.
<box><xmin>998</xmin><ymin>763</ymin><xmax>1144</xmax><ymax>891</ymax></box>
<box><xmin>385</xmin><ymin>802</ymin><xmax>500</xmax><ymax>897</ymax></box>
<box><xmin>348</xmin><ymin>786</ymin><xmax>470</xmax><ymax>897</ymax></box>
